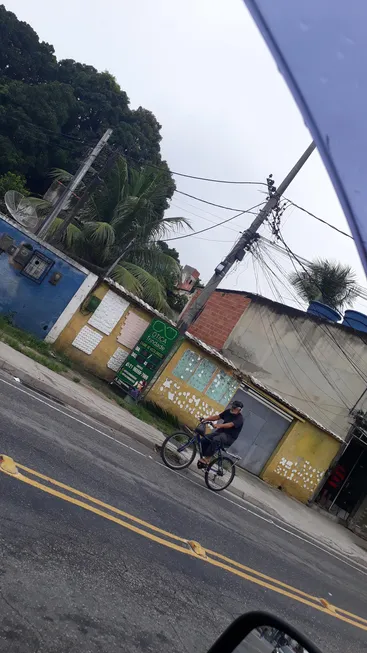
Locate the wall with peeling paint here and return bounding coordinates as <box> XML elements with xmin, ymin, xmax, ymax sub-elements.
<box><xmin>146</xmin><ymin>340</ymin><xmax>240</xmax><ymax>427</ymax></box>
<box><xmin>223</xmin><ymin>299</ymin><xmax>367</xmax><ymax>441</ymax></box>
<box><xmin>261</xmin><ymin>420</ymin><xmax>340</xmax><ymax>502</ymax></box>
<box><xmin>54</xmin><ymin>281</ymin><xmax>152</xmax><ymax>380</ymax></box>
<box><xmin>147</xmin><ymin>339</ymin><xmax>340</xmax><ymax>501</ymax></box>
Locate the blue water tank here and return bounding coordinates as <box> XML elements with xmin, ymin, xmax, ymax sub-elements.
<box><xmin>343</xmin><ymin>310</ymin><xmax>367</xmax><ymax>333</ymax></box>
<box><xmin>307</xmin><ymin>301</ymin><xmax>341</xmax><ymax>322</ymax></box>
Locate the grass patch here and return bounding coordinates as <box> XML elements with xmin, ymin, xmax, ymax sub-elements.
<box><xmin>0</xmin><ymin>334</ymin><xmax>67</xmax><ymax>373</ymax></box>
<box><xmin>114</xmin><ymin>397</ymin><xmax>177</xmax><ymax>436</ymax></box>
<box><xmin>0</xmin><ymin>317</ymin><xmax>72</xmax><ymax>373</ymax></box>
<box><xmin>0</xmin><ymin>316</ymin><xmax>178</xmax><ymax>435</ymax></box>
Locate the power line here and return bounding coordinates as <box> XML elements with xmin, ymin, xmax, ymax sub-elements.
<box><xmin>170</xmin><ymin>201</ymin><xmax>241</xmax><ymax>234</ymax></box>
<box><xmin>259</xmin><ymin>234</ymin><xmax>367</xmax><ymax>302</ymax></box>
<box><xmin>9</xmin><ymin>115</ymin><xmax>99</xmax><ymax>146</ymax></box>
<box><xmin>285</xmin><ymin>198</ymin><xmax>353</xmax><ymax>240</ymax></box>
<box><xmin>171</xmin><ymin>171</ymin><xmax>267</xmax><ymax>186</ymax></box>
<box><xmin>175</xmin><ymin>190</ymin><xmax>261</xmax><ymax>213</ymax></box>
<box><xmin>252</xmin><ymin>256</ymin><xmax>340</xmax><ymax>420</ymax></box>
<box><xmin>106</xmin><ymin>143</ymin><xmax>267</xmax><ymax>187</ymax></box>
<box><xmin>259</xmin><ymin>249</ymin><xmax>352</xmax><ymax>407</ymax></box>
<box><xmin>189</xmin><ymin>236</ymin><xmax>236</xmax><ymax>243</ymax></box>
<box><xmin>254</xmin><ymin>248</ymin><xmax>351</xmax><ymax>410</ymax></box>
<box><xmin>277</xmin><ymin>232</ymin><xmax>367</xmax><ymax>384</ymax></box>
<box><xmin>162</xmin><ymin>202</ymin><xmax>266</xmax><ymax>242</ymax></box>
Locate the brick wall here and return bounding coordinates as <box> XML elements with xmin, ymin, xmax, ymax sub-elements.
<box><xmin>185</xmin><ymin>290</ymin><xmax>251</xmax><ymax>350</ymax></box>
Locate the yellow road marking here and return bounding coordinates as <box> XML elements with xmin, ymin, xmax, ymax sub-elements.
<box><xmin>2</xmin><ymin>458</ymin><xmax>367</xmax><ymax>633</ymax></box>
<box><xmin>17</xmin><ymin>462</ymin><xmax>188</xmax><ymax>545</ymax></box>
<box><xmin>205</xmin><ymin>548</ymin><xmax>367</xmax><ymax>627</ymax></box>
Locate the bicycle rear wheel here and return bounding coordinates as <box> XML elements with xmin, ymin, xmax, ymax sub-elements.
<box><xmin>205</xmin><ymin>455</ymin><xmax>236</xmax><ymax>491</ymax></box>
<box><xmin>161</xmin><ymin>432</ymin><xmax>197</xmax><ymax>470</ymax></box>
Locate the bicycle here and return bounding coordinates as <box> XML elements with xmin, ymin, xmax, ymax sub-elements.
<box><xmin>160</xmin><ymin>418</ymin><xmax>241</xmax><ymax>492</ymax></box>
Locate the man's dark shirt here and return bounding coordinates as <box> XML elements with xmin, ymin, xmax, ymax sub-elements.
<box><xmin>218</xmin><ymin>410</ymin><xmax>243</xmax><ymax>440</ymax></box>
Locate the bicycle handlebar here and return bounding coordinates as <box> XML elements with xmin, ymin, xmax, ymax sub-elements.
<box><xmin>199</xmin><ymin>417</ymin><xmax>214</xmax><ymax>426</ymax></box>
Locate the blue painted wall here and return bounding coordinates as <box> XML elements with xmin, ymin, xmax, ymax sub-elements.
<box><xmin>0</xmin><ymin>217</ymin><xmax>88</xmax><ymax>339</ymax></box>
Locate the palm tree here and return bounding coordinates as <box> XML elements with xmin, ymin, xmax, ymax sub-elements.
<box><xmin>47</xmin><ymin>158</ymin><xmax>190</xmax><ymax>314</ymax></box>
<box><xmin>289</xmin><ymin>259</ymin><xmax>359</xmax><ymax>311</ymax></box>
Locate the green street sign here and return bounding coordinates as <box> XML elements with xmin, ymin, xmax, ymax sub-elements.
<box><xmin>114</xmin><ymin>318</ymin><xmax>179</xmax><ymax>391</ymax></box>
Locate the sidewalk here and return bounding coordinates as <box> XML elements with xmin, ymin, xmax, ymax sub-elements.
<box><xmin>1</xmin><ymin>341</ymin><xmax>367</xmax><ymax>567</ymax></box>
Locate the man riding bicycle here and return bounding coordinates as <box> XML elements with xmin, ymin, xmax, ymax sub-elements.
<box><xmin>198</xmin><ymin>400</ymin><xmax>244</xmax><ymax>467</ymax></box>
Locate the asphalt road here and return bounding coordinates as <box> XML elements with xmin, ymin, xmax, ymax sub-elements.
<box><xmin>0</xmin><ymin>371</ymin><xmax>367</xmax><ymax>653</ymax></box>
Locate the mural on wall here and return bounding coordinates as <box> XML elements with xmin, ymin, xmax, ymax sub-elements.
<box><xmin>274</xmin><ymin>457</ymin><xmax>324</xmax><ymax>493</ymax></box>
<box><xmin>0</xmin><ymin>217</ymin><xmax>88</xmax><ymax>338</ymax></box>
<box><xmin>159</xmin><ymin>377</ymin><xmax>217</xmax><ymax>420</ymax></box>
<box><xmin>151</xmin><ymin>348</ymin><xmax>240</xmax><ymax>422</ymax></box>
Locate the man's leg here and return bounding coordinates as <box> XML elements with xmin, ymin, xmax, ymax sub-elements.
<box><xmin>200</xmin><ymin>432</ymin><xmax>223</xmax><ymax>463</ymax></box>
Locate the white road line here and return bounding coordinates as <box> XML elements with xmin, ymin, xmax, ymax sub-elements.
<box><xmin>1</xmin><ymin>375</ymin><xmax>367</xmax><ymax>576</ymax></box>
<box><xmin>0</xmin><ymin>377</ymin><xmax>145</xmax><ymax>457</ymax></box>
<box><xmin>155</xmin><ymin>462</ymin><xmax>367</xmax><ymax>576</ymax></box>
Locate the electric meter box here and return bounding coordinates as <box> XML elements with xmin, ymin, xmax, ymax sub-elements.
<box><xmin>21</xmin><ymin>250</ymin><xmax>54</xmax><ymax>283</ymax></box>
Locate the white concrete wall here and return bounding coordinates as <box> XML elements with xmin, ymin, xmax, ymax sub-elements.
<box><xmin>45</xmin><ymin>272</ymin><xmax>98</xmax><ymax>344</ymax></box>
<box><xmin>223</xmin><ymin>301</ymin><xmax>367</xmax><ymax>439</ymax></box>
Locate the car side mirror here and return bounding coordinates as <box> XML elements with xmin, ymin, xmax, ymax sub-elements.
<box><xmin>206</xmin><ymin>612</ymin><xmax>322</xmax><ymax>653</ymax></box>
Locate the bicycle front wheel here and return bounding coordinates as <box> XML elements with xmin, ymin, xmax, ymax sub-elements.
<box><xmin>205</xmin><ymin>456</ymin><xmax>236</xmax><ymax>491</ymax></box>
<box><xmin>160</xmin><ymin>432</ymin><xmax>197</xmax><ymax>470</ymax></box>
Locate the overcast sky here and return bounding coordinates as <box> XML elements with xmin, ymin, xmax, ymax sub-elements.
<box><xmin>7</xmin><ymin>0</ymin><xmax>367</xmax><ymax>311</ymax></box>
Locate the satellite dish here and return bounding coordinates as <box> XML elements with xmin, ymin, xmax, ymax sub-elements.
<box><xmin>4</xmin><ymin>191</ymin><xmax>40</xmax><ymax>232</ymax></box>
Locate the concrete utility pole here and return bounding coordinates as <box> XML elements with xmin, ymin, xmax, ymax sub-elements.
<box><xmin>37</xmin><ymin>129</ymin><xmax>113</xmax><ymax>239</ymax></box>
<box><xmin>178</xmin><ymin>141</ymin><xmax>316</xmax><ymax>334</ymax></box>
<box><xmin>50</xmin><ymin>149</ymin><xmax>119</xmax><ymax>246</ymax></box>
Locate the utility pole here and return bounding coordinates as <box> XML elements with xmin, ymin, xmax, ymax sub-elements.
<box><xmin>104</xmin><ymin>237</ymin><xmax>137</xmax><ymax>279</ymax></box>
<box><xmin>37</xmin><ymin>129</ymin><xmax>113</xmax><ymax>239</ymax></box>
<box><xmin>50</xmin><ymin>149</ymin><xmax>119</xmax><ymax>246</ymax></box>
<box><xmin>178</xmin><ymin>141</ymin><xmax>316</xmax><ymax>333</ymax></box>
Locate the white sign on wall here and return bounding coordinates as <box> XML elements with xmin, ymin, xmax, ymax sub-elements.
<box><xmin>72</xmin><ymin>326</ymin><xmax>103</xmax><ymax>355</ymax></box>
<box><xmin>88</xmin><ymin>290</ymin><xmax>129</xmax><ymax>335</ymax></box>
<box><xmin>117</xmin><ymin>311</ymin><xmax>149</xmax><ymax>350</ymax></box>
<box><xmin>107</xmin><ymin>347</ymin><xmax>129</xmax><ymax>372</ymax></box>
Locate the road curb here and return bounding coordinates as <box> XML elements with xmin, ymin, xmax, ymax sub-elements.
<box><xmin>0</xmin><ymin>359</ymin><xmax>165</xmax><ymax>451</ymax></box>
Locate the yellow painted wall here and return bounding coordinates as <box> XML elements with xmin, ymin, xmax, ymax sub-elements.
<box><xmin>261</xmin><ymin>420</ymin><xmax>340</xmax><ymax>503</ymax></box>
<box><xmin>54</xmin><ymin>281</ymin><xmax>152</xmax><ymax>380</ymax></box>
<box><xmin>146</xmin><ymin>340</ymin><xmax>239</xmax><ymax>427</ymax></box>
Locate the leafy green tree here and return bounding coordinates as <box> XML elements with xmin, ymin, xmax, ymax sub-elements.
<box><xmin>49</xmin><ymin>158</ymin><xmax>190</xmax><ymax>314</ymax></box>
<box><xmin>0</xmin><ymin>5</ymin><xmax>57</xmax><ymax>83</ymax></box>
<box><xmin>0</xmin><ymin>5</ymin><xmax>175</xmax><ymax>204</ymax></box>
<box><xmin>0</xmin><ymin>79</ymin><xmax>80</xmax><ymax>192</ymax></box>
<box><xmin>0</xmin><ymin>171</ymin><xmax>29</xmax><ymax>213</ymax></box>
<box><xmin>289</xmin><ymin>259</ymin><xmax>359</xmax><ymax>310</ymax></box>
<box><xmin>155</xmin><ymin>241</ymin><xmax>189</xmax><ymax>313</ymax></box>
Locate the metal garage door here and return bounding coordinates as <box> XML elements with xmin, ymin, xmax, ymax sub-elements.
<box><xmin>229</xmin><ymin>385</ymin><xmax>293</xmax><ymax>475</ymax></box>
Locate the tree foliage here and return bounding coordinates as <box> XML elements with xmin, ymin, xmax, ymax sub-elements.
<box><xmin>50</xmin><ymin>158</ymin><xmax>190</xmax><ymax>314</ymax></box>
<box><xmin>0</xmin><ymin>4</ymin><xmax>175</xmax><ymax>206</ymax></box>
<box><xmin>289</xmin><ymin>259</ymin><xmax>359</xmax><ymax>311</ymax></box>
<box><xmin>0</xmin><ymin>5</ymin><xmax>186</xmax><ymax>315</ymax></box>
<box><xmin>0</xmin><ymin>171</ymin><xmax>29</xmax><ymax>213</ymax></box>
